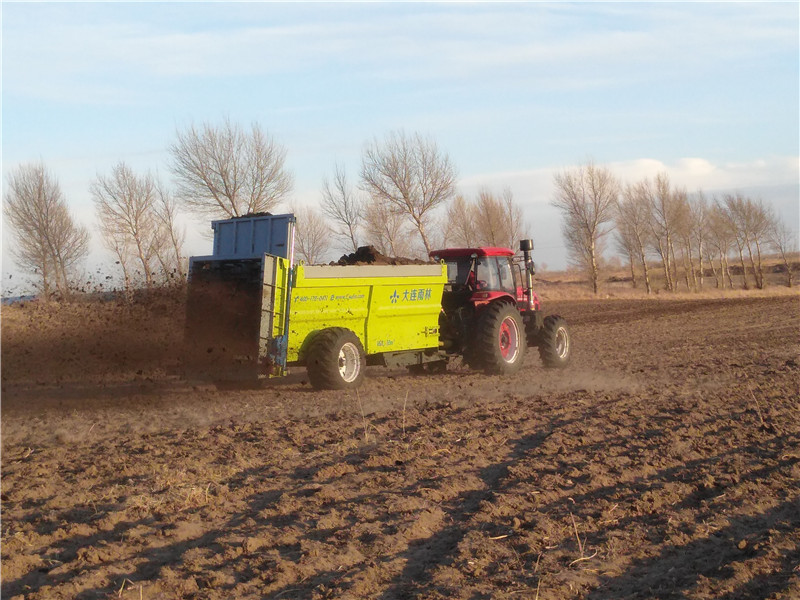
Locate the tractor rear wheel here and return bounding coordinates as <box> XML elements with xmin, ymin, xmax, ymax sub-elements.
<box><xmin>306</xmin><ymin>328</ymin><xmax>366</xmax><ymax>390</ymax></box>
<box><xmin>538</xmin><ymin>315</ymin><xmax>571</xmax><ymax>368</ymax></box>
<box><xmin>473</xmin><ymin>302</ymin><xmax>526</xmax><ymax>374</ymax></box>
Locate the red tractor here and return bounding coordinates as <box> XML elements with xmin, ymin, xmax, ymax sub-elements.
<box><xmin>429</xmin><ymin>239</ymin><xmax>571</xmax><ymax>374</ymax></box>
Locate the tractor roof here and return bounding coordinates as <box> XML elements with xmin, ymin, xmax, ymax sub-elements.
<box><xmin>430</xmin><ymin>247</ymin><xmax>515</xmax><ymax>259</ymax></box>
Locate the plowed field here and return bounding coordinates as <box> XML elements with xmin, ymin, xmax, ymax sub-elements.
<box><xmin>2</xmin><ymin>294</ymin><xmax>799</xmax><ymax>599</ymax></box>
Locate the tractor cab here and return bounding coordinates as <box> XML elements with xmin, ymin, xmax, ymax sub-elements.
<box><xmin>430</xmin><ymin>246</ymin><xmax>540</xmax><ymax>313</ymax></box>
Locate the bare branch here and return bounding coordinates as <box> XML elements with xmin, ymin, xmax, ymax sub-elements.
<box><xmin>169</xmin><ymin>118</ymin><xmax>293</xmax><ymax>218</ymax></box>
<box><xmin>91</xmin><ymin>162</ymin><xmax>163</xmax><ymax>287</ymax></box>
<box><xmin>320</xmin><ymin>163</ymin><xmax>364</xmax><ymax>253</ymax></box>
<box><xmin>290</xmin><ymin>204</ymin><xmax>332</xmax><ymax>265</ymax></box>
<box><xmin>360</xmin><ymin>130</ymin><xmax>456</xmax><ymax>255</ymax></box>
<box><xmin>363</xmin><ymin>197</ymin><xmax>412</xmax><ymax>257</ymax></box>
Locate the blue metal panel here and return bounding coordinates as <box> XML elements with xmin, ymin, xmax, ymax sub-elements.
<box><xmin>211</xmin><ymin>213</ymin><xmax>296</xmax><ymax>259</ymax></box>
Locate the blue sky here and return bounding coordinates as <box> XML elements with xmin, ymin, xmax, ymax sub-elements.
<box><xmin>2</xmin><ymin>2</ymin><xmax>798</xmax><ymax>284</ymax></box>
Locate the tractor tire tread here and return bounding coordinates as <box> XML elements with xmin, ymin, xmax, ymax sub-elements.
<box><xmin>474</xmin><ymin>301</ymin><xmax>526</xmax><ymax>375</ymax></box>
<box><xmin>538</xmin><ymin>315</ymin><xmax>571</xmax><ymax>368</ymax></box>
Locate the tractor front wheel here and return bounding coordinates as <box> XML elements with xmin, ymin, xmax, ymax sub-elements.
<box><xmin>474</xmin><ymin>302</ymin><xmax>526</xmax><ymax>375</ymax></box>
<box><xmin>537</xmin><ymin>315</ymin><xmax>571</xmax><ymax>368</ymax></box>
<box><xmin>306</xmin><ymin>328</ymin><xmax>366</xmax><ymax>390</ymax></box>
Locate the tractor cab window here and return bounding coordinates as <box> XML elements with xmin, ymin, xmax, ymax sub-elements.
<box><xmin>476</xmin><ymin>257</ymin><xmax>500</xmax><ymax>290</ymax></box>
<box><xmin>443</xmin><ymin>255</ymin><xmax>515</xmax><ymax>294</ymax></box>
<box><xmin>444</xmin><ymin>258</ymin><xmax>473</xmax><ymax>288</ymax></box>
<box><xmin>476</xmin><ymin>257</ymin><xmax>516</xmax><ymax>294</ymax></box>
<box><xmin>498</xmin><ymin>258</ymin><xmax>515</xmax><ymax>291</ymax></box>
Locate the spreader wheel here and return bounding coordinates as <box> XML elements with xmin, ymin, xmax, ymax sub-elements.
<box><xmin>306</xmin><ymin>328</ymin><xmax>366</xmax><ymax>390</ymax></box>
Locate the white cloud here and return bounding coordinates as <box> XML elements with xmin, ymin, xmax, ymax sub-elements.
<box><xmin>608</xmin><ymin>155</ymin><xmax>800</xmax><ymax>192</ymax></box>
<box><xmin>457</xmin><ymin>154</ymin><xmax>799</xmax><ymax>214</ymax></box>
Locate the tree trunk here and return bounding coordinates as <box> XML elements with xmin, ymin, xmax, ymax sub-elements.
<box><xmin>55</xmin><ymin>253</ymin><xmax>72</xmax><ymax>300</ymax></box>
<box><xmin>669</xmin><ymin>238</ymin><xmax>680</xmax><ymax>291</ymax></box>
<box><xmin>686</xmin><ymin>239</ymin><xmax>698</xmax><ymax>291</ymax></box>
<box><xmin>636</xmin><ymin>239</ymin><xmax>651</xmax><ymax>295</ymax></box>
<box><xmin>169</xmin><ymin>232</ymin><xmax>184</xmax><ymax>279</ymax></box>
<box><xmin>721</xmin><ymin>253</ymin><xmax>733</xmax><ymax>289</ymax></box>
<box><xmin>590</xmin><ymin>240</ymin><xmax>599</xmax><ymax>294</ymax></box>
<box><xmin>134</xmin><ymin>238</ymin><xmax>153</xmax><ymax>287</ymax></box>
<box><xmin>628</xmin><ymin>250</ymin><xmax>637</xmax><ymax>289</ymax></box>
<box><xmin>737</xmin><ymin>245</ymin><xmax>749</xmax><ymax>289</ymax></box>
<box><xmin>412</xmin><ymin>214</ymin><xmax>432</xmax><ymax>257</ymax></box>
<box><xmin>754</xmin><ymin>239</ymin><xmax>765</xmax><ymax>289</ymax></box>
<box><xmin>697</xmin><ymin>242</ymin><xmax>705</xmax><ymax>289</ymax></box>
<box><xmin>744</xmin><ymin>238</ymin><xmax>760</xmax><ymax>289</ymax></box>
<box><xmin>658</xmin><ymin>239</ymin><xmax>672</xmax><ymax>291</ymax></box>
<box><xmin>681</xmin><ymin>244</ymin><xmax>692</xmax><ymax>291</ymax></box>
<box><xmin>708</xmin><ymin>257</ymin><xmax>720</xmax><ymax>288</ymax></box>
<box><xmin>41</xmin><ymin>258</ymin><xmax>52</xmax><ymax>300</ymax></box>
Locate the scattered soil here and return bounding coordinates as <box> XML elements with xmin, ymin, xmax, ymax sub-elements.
<box><xmin>2</xmin><ymin>292</ymin><xmax>799</xmax><ymax>600</ymax></box>
<box><xmin>335</xmin><ymin>246</ymin><xmax>432</xmax><ymax>266</ymax></box>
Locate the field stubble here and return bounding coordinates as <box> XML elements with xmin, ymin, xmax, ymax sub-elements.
<box><xmin>1</xmin><ymin>290</ymin><xmax>799</xmax><ymax>599</ymax></box>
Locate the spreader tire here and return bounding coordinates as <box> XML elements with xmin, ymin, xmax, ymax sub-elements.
<box><xmin>538</xmin><ymin>315</ymin><xmax>571</xmax><ymax>368</ymax></box>
<box><xmin>306</xmin><ymin>328</ymin><xmax>366</xmax><ymax>390</ymax></box>
<box><xmin>474</xmin><ymin>302</ymin><xmax>526</xmax><ymax>375</ymax></box>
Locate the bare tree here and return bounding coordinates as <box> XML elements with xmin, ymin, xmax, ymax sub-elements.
<box><xmin>552</xmin><ymin>162</ymin><xmax>619</xmax><ymax>294</ymax></box>
<box><xmin>647</xmin><ymin>173</ymin><xmax>684</xmax><ymax>292</ymax></box>
<box><xmin>320</xmin><ymin>163</ymin><xmax>364</xmax><ymax>253</ymax></box>
<box><xmin>474</xmin><ymin>187</ymin><xmax>527</xmax><ymax>248</ymax></box>
<box><xmin>769</xmin><ymin>216</ymin><xmax>797</xmax><ymax>287</ymax></box>
<box><xmin>707</xmin><ymin>202</ymin><xmax>735</xmax><ymax>289</ymax></box>
<box><xmin>446</xmin><ymin>194</ymin><xmax>478</xmax><ymax>248</ymax></box>
<box><xmin>360</xmin><ymin>130</ymin><xmax>457</xmax><ymax>255</ymax></box>
<box><xmin>614</xmin><ymin>218</ymin><xmax>639</xmax><ymax>288</ymax></box>
<box><xmin>153</xmin><ymin>182</ymin><xmax>186</xmax><ymax>280</ymax></box>
<box><xmin>615</xmin><ymin>182</ymin><xmax>653</xmax><ymax>293</ymax></box>
<box><xmin>669</xmin><ymin>187</ymin><xmax>693</xmax><ymax>291</ymax></box>
<box><xmin>92</xmin><ymin>162</ymin><xmax>162</xmax><ymax>287</ymax></box>
<box><xmin>290</xmin><ymin>204</ymin><xmax>332</xmax><ymax>264</ymax></box>
<box><xmin>169</xmin><ymin>117</ymin><xmax>293</xmax><ymax>218</ymax></box>
<box><xmin>445</xmin><ymin>188</ymin><xmax>527</xmax><ymax>250</ymax></box>
<box><xmin>363</xmin><ymin>198</ymin><xmax>412</xmax><ymax>257</ymax></box>
<box><xmin>474</xmin><ymin>188</ymin><xmax>507</xmax><ymax>248</ymax></box>
<box><xmin>4</xmin><ymin>162</ymin><xmax>89</xmax><ymax>298</ymax></box>
<box><xmin>688</xmin><ymin>192</ymin><xmax>710</xmax><ymax>290</ymax></box>
<box><xmin>717</xmin><ymin>194</ymin><xmax>771</xmax><ymax>289</ymax></box>
<box><xmin>746</xmin><ymin>197</ymin><xmax>772</xmax><ymax>290</ymax></box>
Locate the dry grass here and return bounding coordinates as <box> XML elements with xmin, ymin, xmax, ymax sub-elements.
<box><xmin>537</xmin><ymin>280</ymin><xmax>800</xmax><ymax>302</ymax></box>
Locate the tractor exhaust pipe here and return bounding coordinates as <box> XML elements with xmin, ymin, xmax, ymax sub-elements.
<box><xmin>519</xmin><ymin>239</ymin><xmax>535</xmax><ymax>308</ymax></box>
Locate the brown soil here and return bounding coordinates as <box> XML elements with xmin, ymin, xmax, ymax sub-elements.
<box><xmin>2</xmin><ymin>293</ymin><xmax>799</xmax><ymax>599</ymax></box>
<box><xmin>335</xmin><ymin>246</ymin><xmax>432</xmax><ymax>266</ymax></box>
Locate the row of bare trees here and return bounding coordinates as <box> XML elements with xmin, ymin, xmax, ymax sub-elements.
<box><xmin>552</xmin><ymin>162</ymin><xmax>797</xmax><ymax>292</ymax></box>
<box><xmin>7</xmin><ymin>121</ymin><xmax>793</xmax><ymax>296</ymax></box>
<box><xmin>4</xmin><ymin>160</ymin><xmax>188</xmax><ymax>297</ymax></box>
